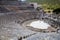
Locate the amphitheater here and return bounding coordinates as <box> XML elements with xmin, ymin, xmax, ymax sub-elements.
<box><xmin>0</xmin><ymin>1</ymin><xmax>60</xmax><ymax>40</ymax></box>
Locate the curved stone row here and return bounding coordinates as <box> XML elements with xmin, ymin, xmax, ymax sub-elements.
<box><xmin>26</xmin><ymin>33</ymin><xmax>60</xmax><ymax>40</ymax></box>
<box><xmin>0</xmin><ymin>12</ymin><xmax>43</xmax><ymax>40</ymax></box>
<box><xmin>0</xmin><ymin>12</ymin><xmax>59</xmax><ymax>28</ymax></box>
<box><xmin>0</xmin><ymin>12</ymin><xmax>60</xmax><ymax>40</ymax></box>
<box><xmin>0</xmin><ymin>12</ymin><xmax>59</xmax><ymax>30</ymax></box>
<box><xmin>0</xmin><ymin>13</ymin><xmax>37</xmax><ymax>40</ymax></box>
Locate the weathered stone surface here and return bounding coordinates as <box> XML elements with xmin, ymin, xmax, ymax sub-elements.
<box><xmin>26</xmin><ymin>33</ymin><xmax>60</xmax><ymax>40</ymax></box>
<box><xmin>0</xmin><ymin>11</ymin><xmax>60</xmax><ymax>40</ymax></box>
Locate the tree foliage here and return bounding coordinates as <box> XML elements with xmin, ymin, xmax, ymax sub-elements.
<box><xmin>27</xmin><ymin>0</ymin><xmax>60</xmax><ymax>10</ymax></box>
